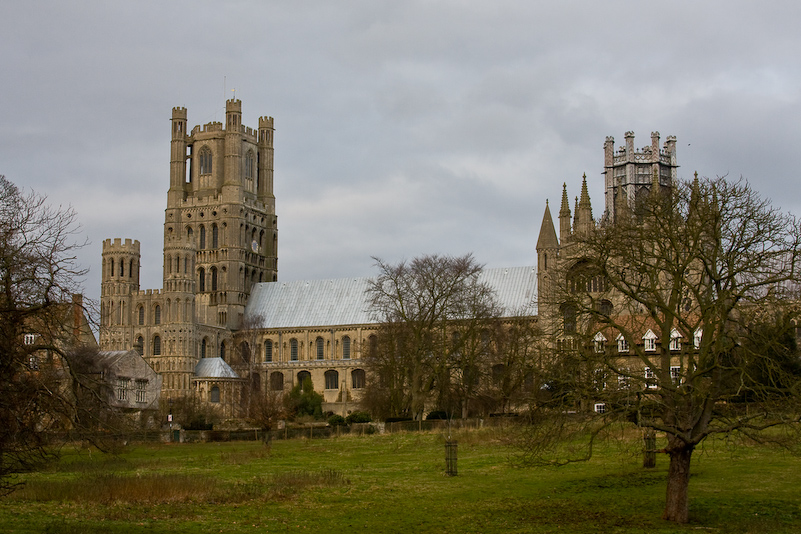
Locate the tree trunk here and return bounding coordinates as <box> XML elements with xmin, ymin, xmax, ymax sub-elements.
<box><xmin>663</xmin><ymin>439</ymin><xmax>694</xmax><ymax>523</ymax></box>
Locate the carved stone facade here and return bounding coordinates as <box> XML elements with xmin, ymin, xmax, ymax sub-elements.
<box><xmin>99</xmin><ymin>99</ymin><xmax>277</xmax><ymax>409</ymax></box>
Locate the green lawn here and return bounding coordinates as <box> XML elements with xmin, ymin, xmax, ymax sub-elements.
<box><xmin>1</xmin><ymin>427</ymin><xmax>799</xmax><ymax>533</ymax></box>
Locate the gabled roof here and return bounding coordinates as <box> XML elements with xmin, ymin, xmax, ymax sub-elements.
<box><xmin>244</xmin><ymin>266</ymin><xmax>538</xmax><ymax>329</ymax></box>
<box><xmin>194</xmin><ymin>357</ymin><xmax>240</xmax><ymax>379</ymax></box>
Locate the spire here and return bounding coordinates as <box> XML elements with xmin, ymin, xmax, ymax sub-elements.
<box><xmin>559</xmin><ymin>183</ymin><xmax>572</xmax><ymax>242</ymax></box>
<box><xmin>537</xmin><ymin>200</ymin><xmax>559</xmax><ymax>252</ymax></box>
<box><xmin>575</xmin><ymin>174</ymin><xmax>594</xmax><ymax>235</ymax></box>
<box><xmin>573</xmin><ymin>195</ymin><xmax>579</xmax><ymax>234</ymax></box>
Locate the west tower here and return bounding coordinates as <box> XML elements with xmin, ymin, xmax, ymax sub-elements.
<box><xmin>100</xmin><ymin>99</ymin><xmax>278</xmax><ymax>401</ymax></box>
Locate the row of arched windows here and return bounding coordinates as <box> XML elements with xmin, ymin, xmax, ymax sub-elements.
<box><xmin>105</xmin><ymin>257</ymin><xmax>136</xmax><ymax>279</ymax></box>
<box><xmin>261</xmin><ymin>336</ymin><xmax>360</xmax><ymax>362</ymax></box>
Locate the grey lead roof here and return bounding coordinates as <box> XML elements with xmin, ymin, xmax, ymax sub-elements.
<box><xmin>194</xmin><ymin>357</ymin><xmax>240</xmax><ymax>379</ymax></box>
<box><xmin>244</xmin><ymin>266</ymin><xmax>537</xmax><ymax>329</ymax></box>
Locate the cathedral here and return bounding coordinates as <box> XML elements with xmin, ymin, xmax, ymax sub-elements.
<box><xmin>99</xmin><ymin>99</ymin><xmax>277</xmax><ymax>406</ymax></box>
<box><xmin>98</xmin><ymin>97</ymin><xmax>675</xmax><ymax>420</ymax></box>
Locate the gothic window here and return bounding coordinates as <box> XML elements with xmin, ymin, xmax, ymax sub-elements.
<box><xmin>154</xmin><ymin>305</ymin><xmax>161</xmax><ymax>325</ymax></box>
<box><xmin>211</xmin><ymin>267</ymin><xmax>218</xmax><ymax>291</ymax></box>
<box><xmin>270</xmin><ymin>371</ymin><xmax>284</xmax><ymax>391</ymax></box>
<box><xmin>135</xmin><ymin>336</ymin><xmax>144</xmax><ymax>356</ymax></box>
<box><xmin>198</xmin><ymin>267</ymin><xmax>205</xmax><ymax>291</ymax></box>
<box><xmin>220</xmin><ymin>341</ymin><xmax>226</xmax><ymax>360</ymax></box>
<box><xmin>212</xmin><ymin>224</ymin><xmax>218</xmax><ymax>248</ymax></box>
<box><xmin>153</xmin><ymin>335</ymin><xmax>161</xmax><ymax>356</ymax></box>
<box><xmin>110</xmin><ymin>258</ymin><xmax>114</xmax><ymax>276</ymax></box>
<box><xmin>240</xmin><ymin>342</ymin><xmax>250</xmax><ymax>364</ymax></box>
<box><xmin>561</xmin><ymin>303</ymin><xmax>576</xmax><ymax>334</ymax></box>
<box><xmin>264</xmin><ymin>340</ymin><xmax>273</xmax><ymax>362</ymax></box>
<box><xmin>199</xmin><ymin>148</ymin><xmax>212</xmax><ymax>175</ymax></box>
<box><xmin>210</xmin><ymin>385</ymin><xmax>220</xmax><ymax>403</ymax></box>
<box><xmin>120</xmin><ymin>259</ymin><xmax>124</xmax><ymax>277</ymax></box>
<box><xmin>598</xmin><ymin>299</ymin><xmax>613</xmax><ymax>316</ymax></box>
<box><xmin>368</xmin><ymin>335</ymin><xmax>378</xmax><ymax>358</ymax></box>
<box><xmin>199</xmin><ymin>225</ymin><xmax>206</xmax><ymax>249</ymax></box>
<box><xmin>290</xmin><ymin>338</ymin><xmax>298</xmax><ymax>361</ymax></box>
<box><xmin>297</xmin><ymin>370</ymin><xmax>311</xmax><ymax>386</ymax></box>
<box><xmin>316</xmin><ymin>337</ymin><xmax>324</xmax><ymax>360</ymax></box>
<box><xmin>324</xmin><ymin>370</ymin><xmax>339</xmax><ymax>390</ymax></box>
<box><xmin>187</xmin><ymin>226</ymin><xmax>193</xmax><ymax>241</ymax></box>
<box><xmin>342</xmin><ymin>336</ymin><xmax>351</xmax><ymax>360</ymax></box>
<box><xmin>201</xmin><ymin>338</ymin><xmax>207</xmax><ymax>358</ymax></box>
<box><xmin>245</xmin><ymin>151</ymin><xmax>255</xmax><ymax>180</ymax></box>
<box><xmin>138</xmin><ymin>306</ymin><xmax>144</xmax><ymax>325</ymax></box>
<box><xmin>351</xmin><ymin>369</ymin><xmax>365</xmax><ymax>389</ymax></box>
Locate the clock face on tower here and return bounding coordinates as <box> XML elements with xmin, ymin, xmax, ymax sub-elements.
<box><xmin>251</xmin><ymin>240</ymin><xmax>259</xmax><ymax>253</ymax></box>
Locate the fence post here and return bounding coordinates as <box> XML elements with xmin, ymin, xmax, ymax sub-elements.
<box><xmin>445</xmin><ymin>440</ymin><xmax>458</xmax><ymax>476</ymax></box>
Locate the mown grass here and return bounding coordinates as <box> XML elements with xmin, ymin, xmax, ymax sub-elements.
<box><xmin>0</xmin><ymin>427</ymin><xmax>799</xmax><ymax>533</ymax></box>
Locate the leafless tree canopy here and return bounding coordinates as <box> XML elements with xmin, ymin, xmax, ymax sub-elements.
<box><xmin>0</xmin><ymin>175</ymin><xmax>89</xmax><ymax>494</ymax></box>
<box><xmin>363</xmin><ymin>253</ymin><xmax>540</xmax><ymax>420</ymax></box>
<box><xmin>530</xmin><ymin>176</ymin><xmax>801</xmax><ymax>522</ymax></box>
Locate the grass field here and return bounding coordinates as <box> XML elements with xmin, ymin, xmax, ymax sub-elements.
<box><xmin>0</xmin><ymin>426</ymin><xmax>799</xmax><ymax>533</ymax></box>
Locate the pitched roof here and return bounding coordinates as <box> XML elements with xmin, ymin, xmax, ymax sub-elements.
<box><xmin>194</xmin><ymin>357</ymin><xmax>240</xmax><ymax>379</ymax></box>
<box><xmin>244</xmin><ymin>266</ymin><xmax>538</xmax><ymax>329</ymax></box>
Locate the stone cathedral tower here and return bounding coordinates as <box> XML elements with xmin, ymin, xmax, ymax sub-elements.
<box><xmin>100</xmin><ymin>99</ymin><xmax>277</xmax><ymax>401</ymax></box>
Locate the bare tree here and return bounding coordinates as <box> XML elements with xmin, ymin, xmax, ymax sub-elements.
<box><xmin>0</xmin><ymin>175</ymin><xmax>89</xmax><ymax>494</ymax></box>
<box><xmin>363</xmin><ymin>253</ymin><xmax>526</xmax><ymax>420</ymax></box>
<box><xmin>531</xmin><ymin>176</ymin><xmax>801</xmax><ymax>522</ymax></box>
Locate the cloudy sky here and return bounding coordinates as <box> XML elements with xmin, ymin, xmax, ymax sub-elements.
<box><xmin>2</xmin><ymin>1</ymin><xmax>800</xmax><ymax>304</ymax></box>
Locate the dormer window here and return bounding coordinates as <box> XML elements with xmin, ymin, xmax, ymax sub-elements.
<box><xmin>593</xmin><ymin>332</ymin><xmax>606</xmax><ymax>353</ymax></box>
<box><xmin>616</xmin><ymin>333</ymin><xmax>629</xmax><ymax>353</ymax></box>
<box><xmin>643</xmin><ymin>329</ymin><xmax>657</xmax><ymax>352</ymax></box>
<box><xmin>669</xmin><ymin>329</ymin><xmax>682</xmax><ymax>351</ymax></box>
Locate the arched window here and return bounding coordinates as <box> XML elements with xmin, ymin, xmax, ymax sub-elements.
<box><xmin>561</xmin><ymin>303</ymin><xmax>576</xmax><ymax>334</ymax></box>
<box><xmin>109</xmin><ymin>257</ymin><xmax>114</xmax><ymax>277</ymax></box>
<box><xmin>264</xmin><ymin>340</ymin><xmax>273</xmax><ymax>362</ymax></box>
<box><xmin>316</xmin><ymin>337</ymin><xmax>324</xmax><ymax>360</ymax></box>
<box><xmin>212</xmin><ymin>224</ymin><xmax>218</xmax><ymax>249</ymax></box>
<box><xmin>211</xmin><ymin>267</ymin><xmax>218</xmax><ymax>291</ymax></box>
<box><xmin>186</xmin><ymin>226</ymin><xmax>193</xmax><ymax>241</ymax></box>
<box><xmin>120</xmin><ymin>259</ymin><xmax>124</xmax><ymax>277</ymax></box>
<box><xmin>351</xmin><ymin>369</ymin><xmax>365</xmax><ymax>389</ymax></box>
<box><xmin>135</xmin><ymin>336</ymin><xmax>144</xmax><ymax>356</ymax></box>
<box><xmin>199</xmin><ymin>225</ymin><xmax>206</xmax><ymax>249</ymax></box>
<box><xmin>198</xmin><ymin>267</ymin><xmax>205</xmax><ymax>291</ymax></box>
<box><xmin>220</xmin><ymin>341</ymin><xmax>226</xmax><ymax>360</ymax></box>
<box><xmin>153</xmin><ymin>335</ymin><xmax>161</xmax><ymax>356</ymax></box>
<box><xmin>199</xmin><ymin>147</ymin><xmax>212</xmax><ymax>175</ymax></box>
<box><xmin>290</xmin><ymin>338</ymin><xmax>298</xmax><ymax>361</ymax></box>
<box><xmin>342</xmin><ymin>336</ymin><xmax>351</xmax><ymax>360</ymax></box>
<box><xmin>210</xmin><ymin>385</ymin><xmax>220</xmax><ymax>403</ymax></box>
<box><xmin>154</xmin><ymin>305</ymin><xmax>161</xmax><ymax>325</ymax></box>
<box><xmin>297</xmin><ymin>370</ymin><xmax>311</xmax><ymax>387</ymax></box>
<box><xmin>245</xmin><ymin>150</ymin><xmax>255</xmax><ymax>180</ymax></box>
<box><xmin>368</xmin><ymin>335</ymin><xmax>378</xmax><ymax>358</ymax></box>
<box><xmin>599</xmin><ymin>299</ymin><xmax>613</xmax><ymax>316</ymax></box>
<box><xmin>138</xmin><ymin>306</ymin><xmax>144</xmax><ymax>325</ymax></box>
<box><xmin>240</xmin><ymin>342</ymin><xmax>250</xmax><ymax>364</ymax></box>
<box><xmin>325</xmin><ymin>370</ymin><xmax>339</xmax><ymax>390</ymax></box>
<box><xmin>270</xmin><ymin>371</ymin><xmax>284</xmax><ymax>391</ymax></box>
<box><xmin>201</xmin><ymin>338</ymin><xmax>207</xmax><ymax>358</ymax></box>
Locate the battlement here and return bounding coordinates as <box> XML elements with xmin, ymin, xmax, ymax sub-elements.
<box><xmin>137</xmin><ymin>288</ymin><xmax>163</xmax><ymax>297</ymax></box>
<box><xmin>605</xmin><ymin>131</ymin><xmax>677</xmax><ymax>167</ymax></box>
<box><xmin>194</xmin><ymin>122</ymin><xmax>224</xmax><ymax>135</ymax></box>
<box><xmin>259</xmin><ymin>116</ymin><xmax>274</xmax><ymax>129</ymax></box>
<box><xmin>172</xmin><ymin>107</ymin><xmax>187</xmax><ymax>119</ymax></box>
<box><xmin>103</xmin><ymin>238</ymin><xmax>141</xmax><ymax>252</ymax></box>
<box><xmin>226</xmin><ymin>98</ymin><xmax>242</xmax><ymax>113</ymax></box>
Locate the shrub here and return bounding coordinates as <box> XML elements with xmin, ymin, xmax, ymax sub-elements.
<box><xmin>345</xmin><ymin>411</ymin><xmax>372</xmax><ymax>424</ymax></box>
<box><xmin>426</xmin><ymin>410</ymin><xmax>448</xmax><ymax>420</ymax></box>
<box><xmin>327</xmin><ymin>414</ymin><xmax>346</xmax><ymax>426</ymax></box>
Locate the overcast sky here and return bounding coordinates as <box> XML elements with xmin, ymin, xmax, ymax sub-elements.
<box><xmin>2</xmin><ymin>1</ymin><xmax>800</xmax><ymax>304</ymax></box>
